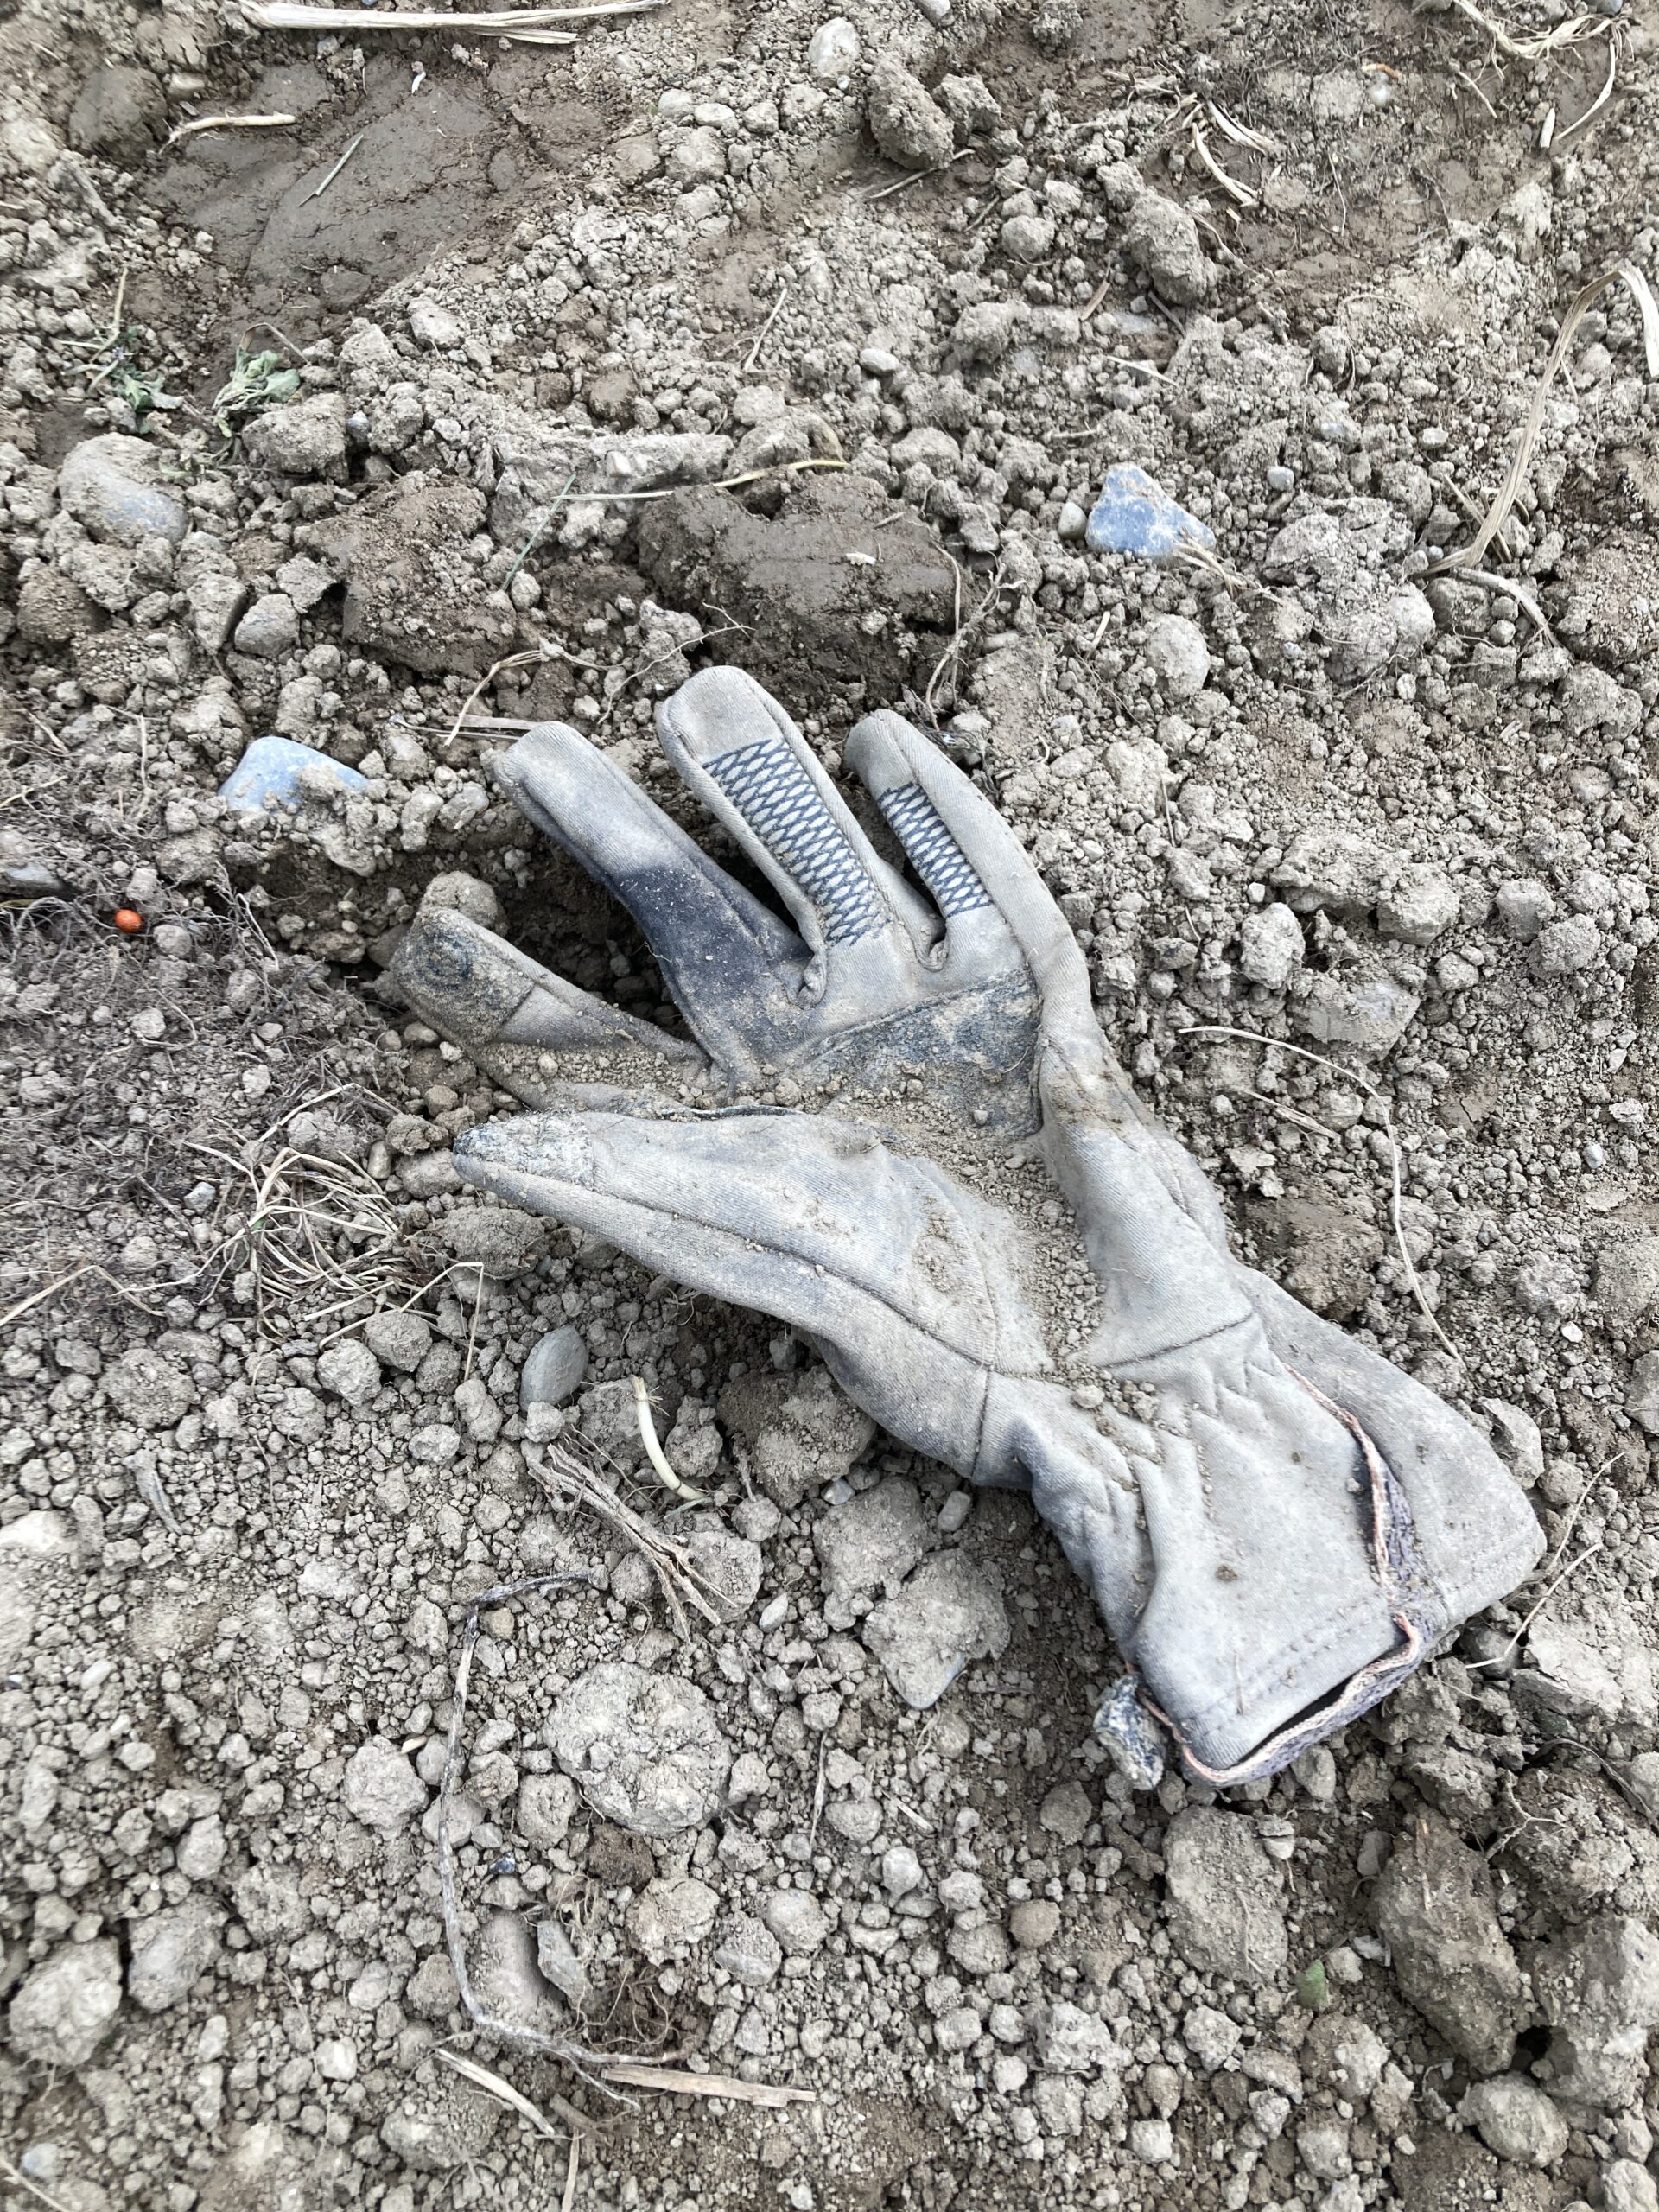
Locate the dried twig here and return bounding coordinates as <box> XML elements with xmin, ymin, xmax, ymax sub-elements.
<box><xmin>442</xmin><ymin>647</ymin><xmax>554</xmax><ymax>752</ymax></box>
<box><xmin>529</xmin><ymin>1440</ymin><xmax>724</xmax><ymax>1635</ymax></box>
<box><xmin>1188</xmin><ymin>120</ymin><xmax>1256</xmax><ymax>210</ymax></box>
<box><xmin>562</xmin><ymin>2134</ymin><xmax>581</xmax><ymax>2212</ymax></box>
<box><xmin>505</xmin><ymin>469</ymin><xmax>577</xmax><ymax>587</ymax></box>
<box><xmin>588</xmin><ymin>456</ymin><xmax>845</xmax><ymax>503</ymax></box>
<box><xmin>1433</xmin><ymin>260</ymin><xmax>1659</xmax><ymax>574</ymax></box>
<box><xmin>166</xmin><ymin>111</ymin><xmax>296</xmax><ymax>143</ymax></box>
<box><xmin>743</xmin><ymin>276</ymin><xmax>788</xmax><ymax>374</ymax></box>
<box><xmin>1453</xmin><ymin>566</ymin><xmax>1554</xmax><ymax>639</ymax></box>
<box><xmin>307</xmin><ymin>130</ymin><xmax>364</xmax><ymax>200</ymax></box>
<box><xmin>1441</xmin><ymin>0</ymin><xmax>1611</xmax><ymax>64</ymax></box>
<box><xmin>1205</xmin><ymin>99</ymin><xmax>1280</xmax><ymax>156</ymax></box>
<box><xmin>859</xmin><ymin>147</ymin><xmax>976</xmax><ymax>202</ymax></box>
<box><xmin>0</xmin><ymin>2154</ymin><xmax>77</xmax><ymax>2212</ymax></box>
<box><xmin>1180</xmin><ymin>1025</ymin><xmax>1461</xmax><ymax>1363</ymax></box>
<box><xmin>0</xmin><ymin>1262</ymin><xmax>165</xmax><ymax>1329</ymax></box>
<box><xmin>1552</xmin><ymin>29</ymin><xmax>1618</xmax><ymax>144</ymax></box>
<box><xmin>924</xmin><ymin>558</ymin><xmax>1005</xmax><ymax>724</ymax></box>
<box><xmin>1471</xmin><ymin>1465</ymin><xmax>1606</xmax><ymax>1672</ymax></box>
<box><xmin>237</xmin><ymin>0</ymin><xmax>666</xmax><ymax>38</ymax></box>
<box><xmin>599</xmin><ymin>2063</ymin><xmax>815</xmax><ymax>2107</ymax></box>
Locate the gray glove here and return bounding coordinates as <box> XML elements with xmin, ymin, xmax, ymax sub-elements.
<box><xmin>391</xmin><ymin>666</ymin><xmax>1542</xmax><ymax>1786</ymax></box>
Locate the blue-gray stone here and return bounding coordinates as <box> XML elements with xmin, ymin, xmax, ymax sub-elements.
<box><xmin>1084</xmin><ymin>463</ymin><xmax>1214</xmax><ymax>562</ymax></box>
<box><xmin>521</xmin><ymin>1325</ymin><xmax>588</xmax><ymax>1408</ymax></box>
<box><xmin>219</xmin><ymin>736</ymin><xmax>366</xmax><ymax>816</ymax></box>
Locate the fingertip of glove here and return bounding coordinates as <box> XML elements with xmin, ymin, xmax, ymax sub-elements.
<box><xmin>843</xmin><ymin>709</ymin><xmax>917</xmax><ymax>788</ymax></box>
<box><xmin>656</xmin><ymin>664</ymin><xmax>779</xmax><ymax>762</ymax></box>
<box><xmin>494</xmin><ymin>719</ymin><xmax>593</xmax><ymax>795</ymax></box>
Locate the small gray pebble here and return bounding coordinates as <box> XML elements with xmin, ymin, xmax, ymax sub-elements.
<box><xmin>521</xmin><ymin>1325</ymin><xmax>588</xmax><ymax>1408</ymax></box>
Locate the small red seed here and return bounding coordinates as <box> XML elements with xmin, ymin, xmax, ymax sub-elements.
<box><xmin>114</xmin><ymin>909</ymin><xmax>144</xmax><ymax>935</ymax></box>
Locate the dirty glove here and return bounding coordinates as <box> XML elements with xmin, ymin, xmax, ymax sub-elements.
<box><xmin>391</xmin><ymin>667</ymin><xmax>1542</xmax><ymax>1786</ymax></box>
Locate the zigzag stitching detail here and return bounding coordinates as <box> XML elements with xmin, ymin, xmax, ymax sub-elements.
<box><xmin>707</xmin><ymin>737</ymin><xmax>885</xmax><ymax>944</ymax></box>
<box><xmin>878</xmin><ymin>782</ymin><xmax>994</xmax><ymax>917</ymax></box>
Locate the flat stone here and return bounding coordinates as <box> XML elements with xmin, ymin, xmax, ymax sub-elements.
<box><xmin>219</xmin><ymin>736</ymin><xmax>366</xmax><ymax>816</ymax></box>
<box><xmin>861</xmin><ymin>1553</ymin><xmax>1010</xmax><ymax>1708</ymax></box>
<box><xmin>549</xmin><ymin>1662</ymin><xmax>730</xmax><ymax>1836</ymax></box>
<box><xmin>59</xmin><ymin>435</ymin><xmax>187</xmax><ymax>548</ymax></box>
<box><xmin>1164</xmin><ymin>1808</ymin><xmax>1288</xmax><ymax>1987</ymax></box>
<box><xmin>1084</xmin><ymin>463</ymin><xmax>1214</xmax><ymax>563</ymax></box>
<box><xmin>521</xmin><ymin>1325</ymin><xmax>588</xmax><ymax>1408</ymax></box>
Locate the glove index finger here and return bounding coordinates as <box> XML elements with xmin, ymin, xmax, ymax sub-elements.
<box><xmin>493</xmin><ymin>718</ymin><xmax>805</xmax><ymax>1083</ymax></box>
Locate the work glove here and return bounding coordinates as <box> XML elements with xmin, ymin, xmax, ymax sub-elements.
<box><xmin>391</xmin><ymin>666</ymin><xmax>1543</xmax><ymax>1787</ymax></box>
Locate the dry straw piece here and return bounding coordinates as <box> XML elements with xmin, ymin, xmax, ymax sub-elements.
<box><xmin>1433</xmin><ymin>260</ymin><xmax>1659</xmax><ymax>575</ymax></box>
<box><xmin>597</xmin><ymin>2063</ymin><xmax>816</xmax><ymax>2107</ymax></box>
<box><xmin>235</xmin><ymin>0</ymin><xmax>666</xmax><ymax>43</ymax></box>
<box><xmin>165</xmin><ymin>111</ymin><xmax>296</xmax><ymax>143</ymax></box>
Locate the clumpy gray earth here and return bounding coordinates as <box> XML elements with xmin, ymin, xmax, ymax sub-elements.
<box><xmin>3</xmin><ymin>0</ymin><xmax>1659</xmax><ymax>2207</ymax></box>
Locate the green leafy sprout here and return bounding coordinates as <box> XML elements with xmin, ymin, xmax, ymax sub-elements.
<box><xmin>211</xmin><ymin>348</ymin><xmax>301</xmax><ymax>442</ymax></box>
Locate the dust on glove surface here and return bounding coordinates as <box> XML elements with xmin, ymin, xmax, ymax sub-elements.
<box><xmin>391</xmin><ymin>665</ymin><xmax>1542</xmax><ymax>1786</ymax></box>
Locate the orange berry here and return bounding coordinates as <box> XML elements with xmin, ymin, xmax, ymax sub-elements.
<box><xmin>114</xmin><ymin>909</ymin><xmax>144</xmax><ymax>935</ymax></box>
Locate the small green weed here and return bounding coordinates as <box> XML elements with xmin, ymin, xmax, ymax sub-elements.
<box><xmin>211</xmin><ymin>348</ymin><xmax>301</xmax><ymax>441</ymax></box>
